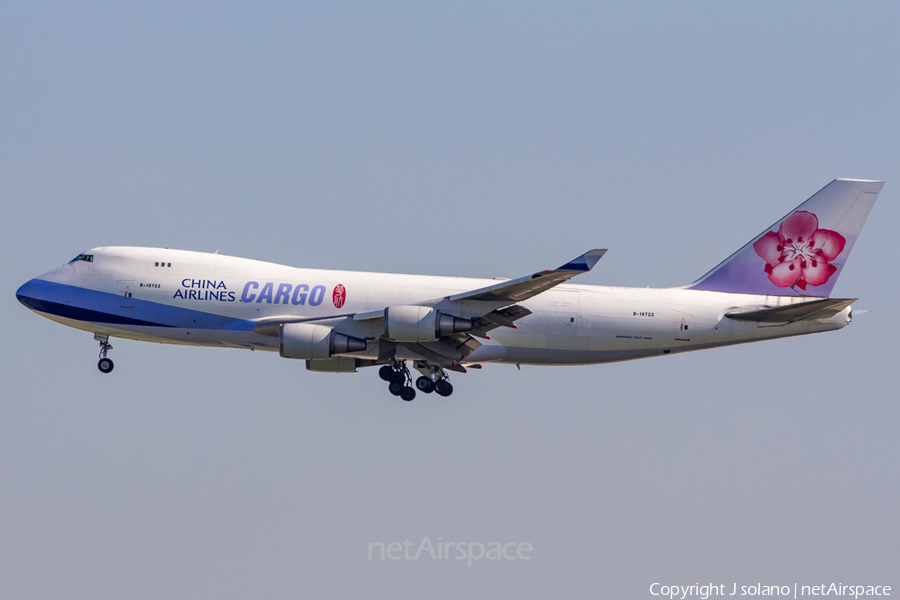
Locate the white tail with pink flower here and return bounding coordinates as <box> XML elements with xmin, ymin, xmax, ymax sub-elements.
<box><xmin>688</xmin><ymin>179</ymin><xmax>883</xmax><ymax>297</ymax></box>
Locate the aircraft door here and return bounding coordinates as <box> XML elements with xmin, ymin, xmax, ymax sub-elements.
<box><xmin>118</xmin><ymin>281</ymin><xmax>135</xmax><ymax>308</ymax></box>
<box><xmin>673</xmin><ymin>311</ymin><xmax>692</xmax><ymax>342</ymax></box>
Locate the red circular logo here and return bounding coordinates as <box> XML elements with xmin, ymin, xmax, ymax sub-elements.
<box><xmin>333</xmin><ymin>284</ymin><xmax>346</xmax><ymax>308</ymax></box>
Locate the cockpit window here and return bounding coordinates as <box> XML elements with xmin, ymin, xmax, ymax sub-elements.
<box><xmin>69</xmin><ymin>254</ymin><xmax>94</xmax><ymax>263</ymax></box>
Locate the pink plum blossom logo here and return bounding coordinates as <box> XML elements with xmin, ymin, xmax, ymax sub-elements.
<box><xmin>752</xmin><ymin>210</ymin><xmax>845</xmax><ymax>290</ymax></box>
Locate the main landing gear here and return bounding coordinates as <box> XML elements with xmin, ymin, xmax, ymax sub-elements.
<box><xmin>95</xmin><ymin>333</ymin><xmax>114</xmax><ymax>374</ymax></box>
<box><xmin>379</xmin><ymin>361</ymin><xmax>453</xmax><ymax>401</ymax></box>
<box><xmin>414</xmin><ymin>375</ymin><xmax>453</xmax><ymax>396</ymax></box>
<box><xmin>434</xmin><ymin>378</ymin><xmax>453</xmax><ymax>397</ymax></box>
<box><xmin>379</xmin><ymin>363</ymin><xmax>416</xmax><ymax>401</ymax></box>
<box><xmin>415</xmin><ymin>362</ymin><xmax>454</xmax><ymax>397</ymax></box>
<box><xmin>418</xmin><ymin>375</ymin><xmax>452</xmax><ymax>397</ymax></box>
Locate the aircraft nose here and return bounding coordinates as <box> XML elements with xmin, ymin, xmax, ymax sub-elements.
<box><xmin>16</xmin><ymin>278</ymin><xmax>41</xmax><ymax>309</ymax></box>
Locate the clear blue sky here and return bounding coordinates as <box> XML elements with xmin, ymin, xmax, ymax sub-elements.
<box><xmin>2</xmin><ymin>2</ymin><xmax>898</xmax><ymax>598</ymax></box>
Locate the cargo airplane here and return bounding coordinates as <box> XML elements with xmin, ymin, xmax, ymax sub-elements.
<box><xmin>16</xmin><ymin>179</ymin><xmax>882</xmax><ymax>400</ymax></box>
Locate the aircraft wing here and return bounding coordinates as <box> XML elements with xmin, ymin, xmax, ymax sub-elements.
<box><xmin>448</xmin><ymin>249</ymin><xmax>607</xmax><ymax>303</ymax></box>
<box><xmin>725</xmin><ymin>298</ymin><xmax>856</xmax><ymax>323</ymax></box>
<box><xmin>255</xmin><ymin>249</ymin><xmax>605</xmax><ymax>368</ymax></box>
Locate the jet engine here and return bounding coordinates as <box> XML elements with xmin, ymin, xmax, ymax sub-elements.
<box><xmin>384</xmin><ymin>306</ymin><xmax>473</xmax><ymax>342</ymax></box>
<box><xmin>279</xmin><ymin>323</ymin><xmax>366</xmax><ymax>359</ymax></box>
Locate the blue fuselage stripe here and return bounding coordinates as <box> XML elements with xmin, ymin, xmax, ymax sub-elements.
<box><xmin>16</xmin><ymin>279</ymin><xmax>255</xmax><ymax>331</ymax></box>
<box><xmin>17</xmin><ymin>294</ymin><xmax>174</xmax><ymax>327</ymax></box>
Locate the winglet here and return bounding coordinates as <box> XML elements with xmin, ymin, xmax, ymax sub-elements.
<box><xmin>557</xmin><ymin>249</ymin><xmax>607</xmax><ymax>272</ymax></box>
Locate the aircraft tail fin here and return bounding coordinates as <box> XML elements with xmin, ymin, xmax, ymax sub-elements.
<box><xmin>687</xmin><ymin>179</ymin><xmax>883</xmax><ymax>297</ymax></box>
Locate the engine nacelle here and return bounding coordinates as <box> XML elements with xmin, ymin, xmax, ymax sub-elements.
<box><xmin>384</xmin><ymin>306</ymin><xmax>473</xmax><ymax>342</ymax></box>
<box><xmin>279</xmin><ymin>323</ymin><xmax>367</xmax><ymax>359</ymax></box>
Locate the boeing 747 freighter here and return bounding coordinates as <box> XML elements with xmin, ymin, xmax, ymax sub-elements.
<box><xmin>17</xmin><ymin>179</ymin><xmax>883</xmax><ymax>400</ymax></box>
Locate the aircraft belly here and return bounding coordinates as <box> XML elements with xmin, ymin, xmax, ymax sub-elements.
<box><xmin>498</xmin><ymin>345</ymin><xmax>662</xmax><ymax>366</ymax></box>
<box><xmin>37</xmin><ymin>311</ymin><xmax>277</xmax><ymax>349</ymax></box>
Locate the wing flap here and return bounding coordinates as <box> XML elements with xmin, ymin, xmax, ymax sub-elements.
<box><xmin>400</xmin><ymin>342</ymin><xmax>468</xmax><ymax>370</ymax></box>
<box><xmin>353</xmin><ymin>309</ymin><xmax>385</xmax><ymax>321</ymax></box>
<box><xmin>470</xmin><ymin>305</ymin><xmax>533</xmax><ymax>333</ymax></box>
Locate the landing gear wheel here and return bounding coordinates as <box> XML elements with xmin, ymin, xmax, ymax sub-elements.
<box><xmin>379</xmin><ymin>365</ymin><xmax>394</xmax><ymax>381</ymax></box>
<box><xmin>95</xmin><ymin>334</ymin><xmax>114</xmax><ymax>373</ymax></box>
<box><xmin>415</xmin><ymin>376</ymin><xmax>435</xmax><ymax>393</ymax></box>
<box><xmin>435</xmin><ymin>380</ymin><xmax>453</xmax><ymax>397</ymax></box>
<box><xmin>400</xmin><ymin>386</ymin><xmax>416</xmax><ymax>401</ymax></box>
<box><xmin>389</xmin><ymin>371</ymin><xmax>405</xmax><ymax>385</ymax></box>
<box><xmin>388</xmin><ymin>381</ymin><xmax>404</xmax><ymax>396</ymax></box>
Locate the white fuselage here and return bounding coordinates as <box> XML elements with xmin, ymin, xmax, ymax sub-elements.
<box><xmin>18</xmin><ymin>247</ymin><xmax>851</xmax><ymax>367</ymax></box>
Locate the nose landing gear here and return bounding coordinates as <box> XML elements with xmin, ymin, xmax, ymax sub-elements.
<box><xmin>95</xmin><ymin>333</ymin><xmax>114</xmax><ymax>374</ymax></box>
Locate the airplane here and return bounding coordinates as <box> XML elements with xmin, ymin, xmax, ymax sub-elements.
<box><xmin>16</xmin><ymin>178</ymin><xmax>883</xmax><ymax>401</ymax></box>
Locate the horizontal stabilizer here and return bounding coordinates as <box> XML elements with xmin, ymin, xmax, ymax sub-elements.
<box><xmin>725</xmin><ymin>298</ymin><xmax>856</xmax><ymax>323</ymax></box>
